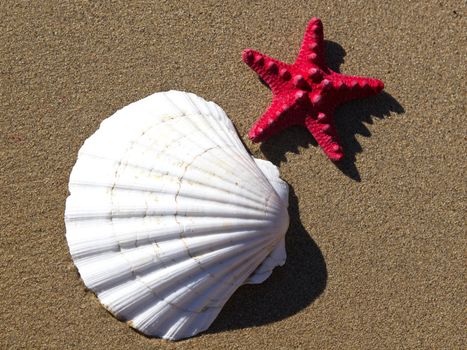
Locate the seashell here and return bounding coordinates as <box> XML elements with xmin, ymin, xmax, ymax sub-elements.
<box><xmin>64</xmin><ymin>91</ymin><xmax>289</xmax><ymax>340</ymax></box>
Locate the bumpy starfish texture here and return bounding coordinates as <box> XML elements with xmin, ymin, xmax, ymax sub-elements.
<box><xmin>243</xmin><ymin>18</ymin><xmax>384</xmax><ymax>161</ymax></box>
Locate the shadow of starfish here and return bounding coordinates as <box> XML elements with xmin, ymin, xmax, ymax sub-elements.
<box><xmin>207</xmin><ymin>184</ymin><xmax>327</xmax><ymax>334</ymax></box>
<box><xmin>259</xmin><ymin>40</ymin><xmax>405</xmax><ymax>181</ymax></box>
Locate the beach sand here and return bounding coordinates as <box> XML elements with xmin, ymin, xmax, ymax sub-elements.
<box><xmin>1</xmin><ymin>1</ymin><xmax>465</xmax><ymax>349</ymax></box>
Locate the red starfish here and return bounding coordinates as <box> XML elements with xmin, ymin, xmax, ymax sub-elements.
<box><xmin>242</xmin><ymin>18</ymin><xmax>384</xmax><ymax>161</ymax></box>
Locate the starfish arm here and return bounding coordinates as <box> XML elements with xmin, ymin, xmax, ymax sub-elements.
<box><xmin>330</xmin><ymin>73</ymin><xmax>384</xmax><ymax>104</ymax></box>
<box><xmin>242</xmin><ymin>49</ymin><xmax>291</xmax><ymax>94</ymax></box>
<box><xmin>304</xmin><ymin>113</ymin><xmax>344</xmax><ymax>161</ymax></box>
<box><xmin>296</xmin><ymin>18</ymin><xmax>326</xmax><ymax>69</ymax></box>
<box><xmin>248</xmin><ymin>94</ymin><xmax>301</xmax><ymax>142</ymax></box>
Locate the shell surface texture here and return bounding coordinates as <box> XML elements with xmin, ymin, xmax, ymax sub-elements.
<box><xmin>65</xmin><ymin>90</ymin><xmax>290</xmax><ymax>340</ymax></box>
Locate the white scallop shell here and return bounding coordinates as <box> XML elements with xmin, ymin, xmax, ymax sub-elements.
<box><xmin>65</xmin><ymin>91</ymin><xmax>289</xmax><ymax>340</ymax></box>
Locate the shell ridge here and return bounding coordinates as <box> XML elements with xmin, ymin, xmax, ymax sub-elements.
<box><xmin>70</xmin><ymin>149</ymin><xmax>282</xmax><ymax>214</ymax></box>
<box><xmin>161</xmin><ymin>235</ymin><xmax>272</xmax><ymax>311</ymax></box>
<box><xmin>253</xmin><ymin>157</ymin><xmax>289</xmax><ymax>208</ymax></box>
<box><xmin>155</xmin><ymin>108</ymin><xmax>266</xmax><ymax>193</ymax></box>
<box><xmin>156</xmin><ymin>254</ymin><xmax>262</xmax><ymax>339</ymax></box>
<box><xmin>206</xmin><ymin>107</ymin><xmax>244</xmax><ymax>150</ymax></box>
<box><xmin>67</xmin><ymin>216</ymin><xmax>275</xmax><ymax>261</ymax></box>
<box><xmin>67</xmin><ymin>179</ymin><xmax>278</xmax><ymax>220</ymax></box>
<box><xmin>74</xmin><ymin>112</ymin><xmax>274</xmax><ymax>199</ymax></box>
<box><xmin>95</xmin><ymin>110</ymin><xmax>186</xmax><ymax>296</ymax></box>
<box><xmin>166</xmin><ymin>90</ymin><xmax>203</xmax><ymax>117</ymax></box>
<box><xmin>186</xmin><ymin>93</ymin><xmax>238</xmax><ymax>137</ymax></box>
<box><xmin>100</xmin><ymin>236</ymin><xmax>271</xmax><ymax>322</ymax></box>
<box><xmin>75</xmin><ymin>129</ymin><xmax>272</xmax><ymax>203</ymax></box>
<box><xmin>66</xmin><ymin>208</ymin><xmax>275</xmax><ymax>222</ymax></box>
<box><xmin>173</xmin><ymin>144</ymin><xmax>279</xmax><ymax>285</ymax></box>
<box><xmin>69</xmin><ymin>163</ymin><xmax>266</xmax><ymax>208</ymax></box>
<box><xmin>182</xmin><ymin>92</ymin><xmax>243</xmax><ymax>151</ymax></box>
<box><xmin>246</xmin><ymin>237</ymin><xmax>287</xmax><ymax>284</ymax></box>
<box><xmin>161</xmin><ymin>92</ymin><xmax>237</xmax><ymax>150</ymax></box>
<box><xmin>75</xmin><ymin>226</ymin><xmax>275</xmax><ymax>292</ymax></box>
<box><xmin>162</xmin><ymin>91</ymin><xmax>185</xmax><ymax>115</ymax></box>
<box><xmin>158</xmin><ymin>239</ymin><xmax>277</xmax><ymax>339</ymax></box>
<box><xmin>124</xmin><ymin>243</ymin><xmax>270</xmax><ymax>332</ymax></box>
<box><xmin>180</xmin><ymin>147</ymin><xmax>275</xmax><ymax>201</ymax></box>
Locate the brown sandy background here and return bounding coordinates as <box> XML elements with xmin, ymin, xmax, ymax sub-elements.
<box><xmin>1</xmin><ymin>1</ymin><xmax>465</xmax><ymax>349</ymax></box>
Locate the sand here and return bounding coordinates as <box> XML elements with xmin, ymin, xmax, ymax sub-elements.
<box><xmin>1</xmin><ymin>1</ymin><xmax>465</xmax><ymax>349</ymax></box>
